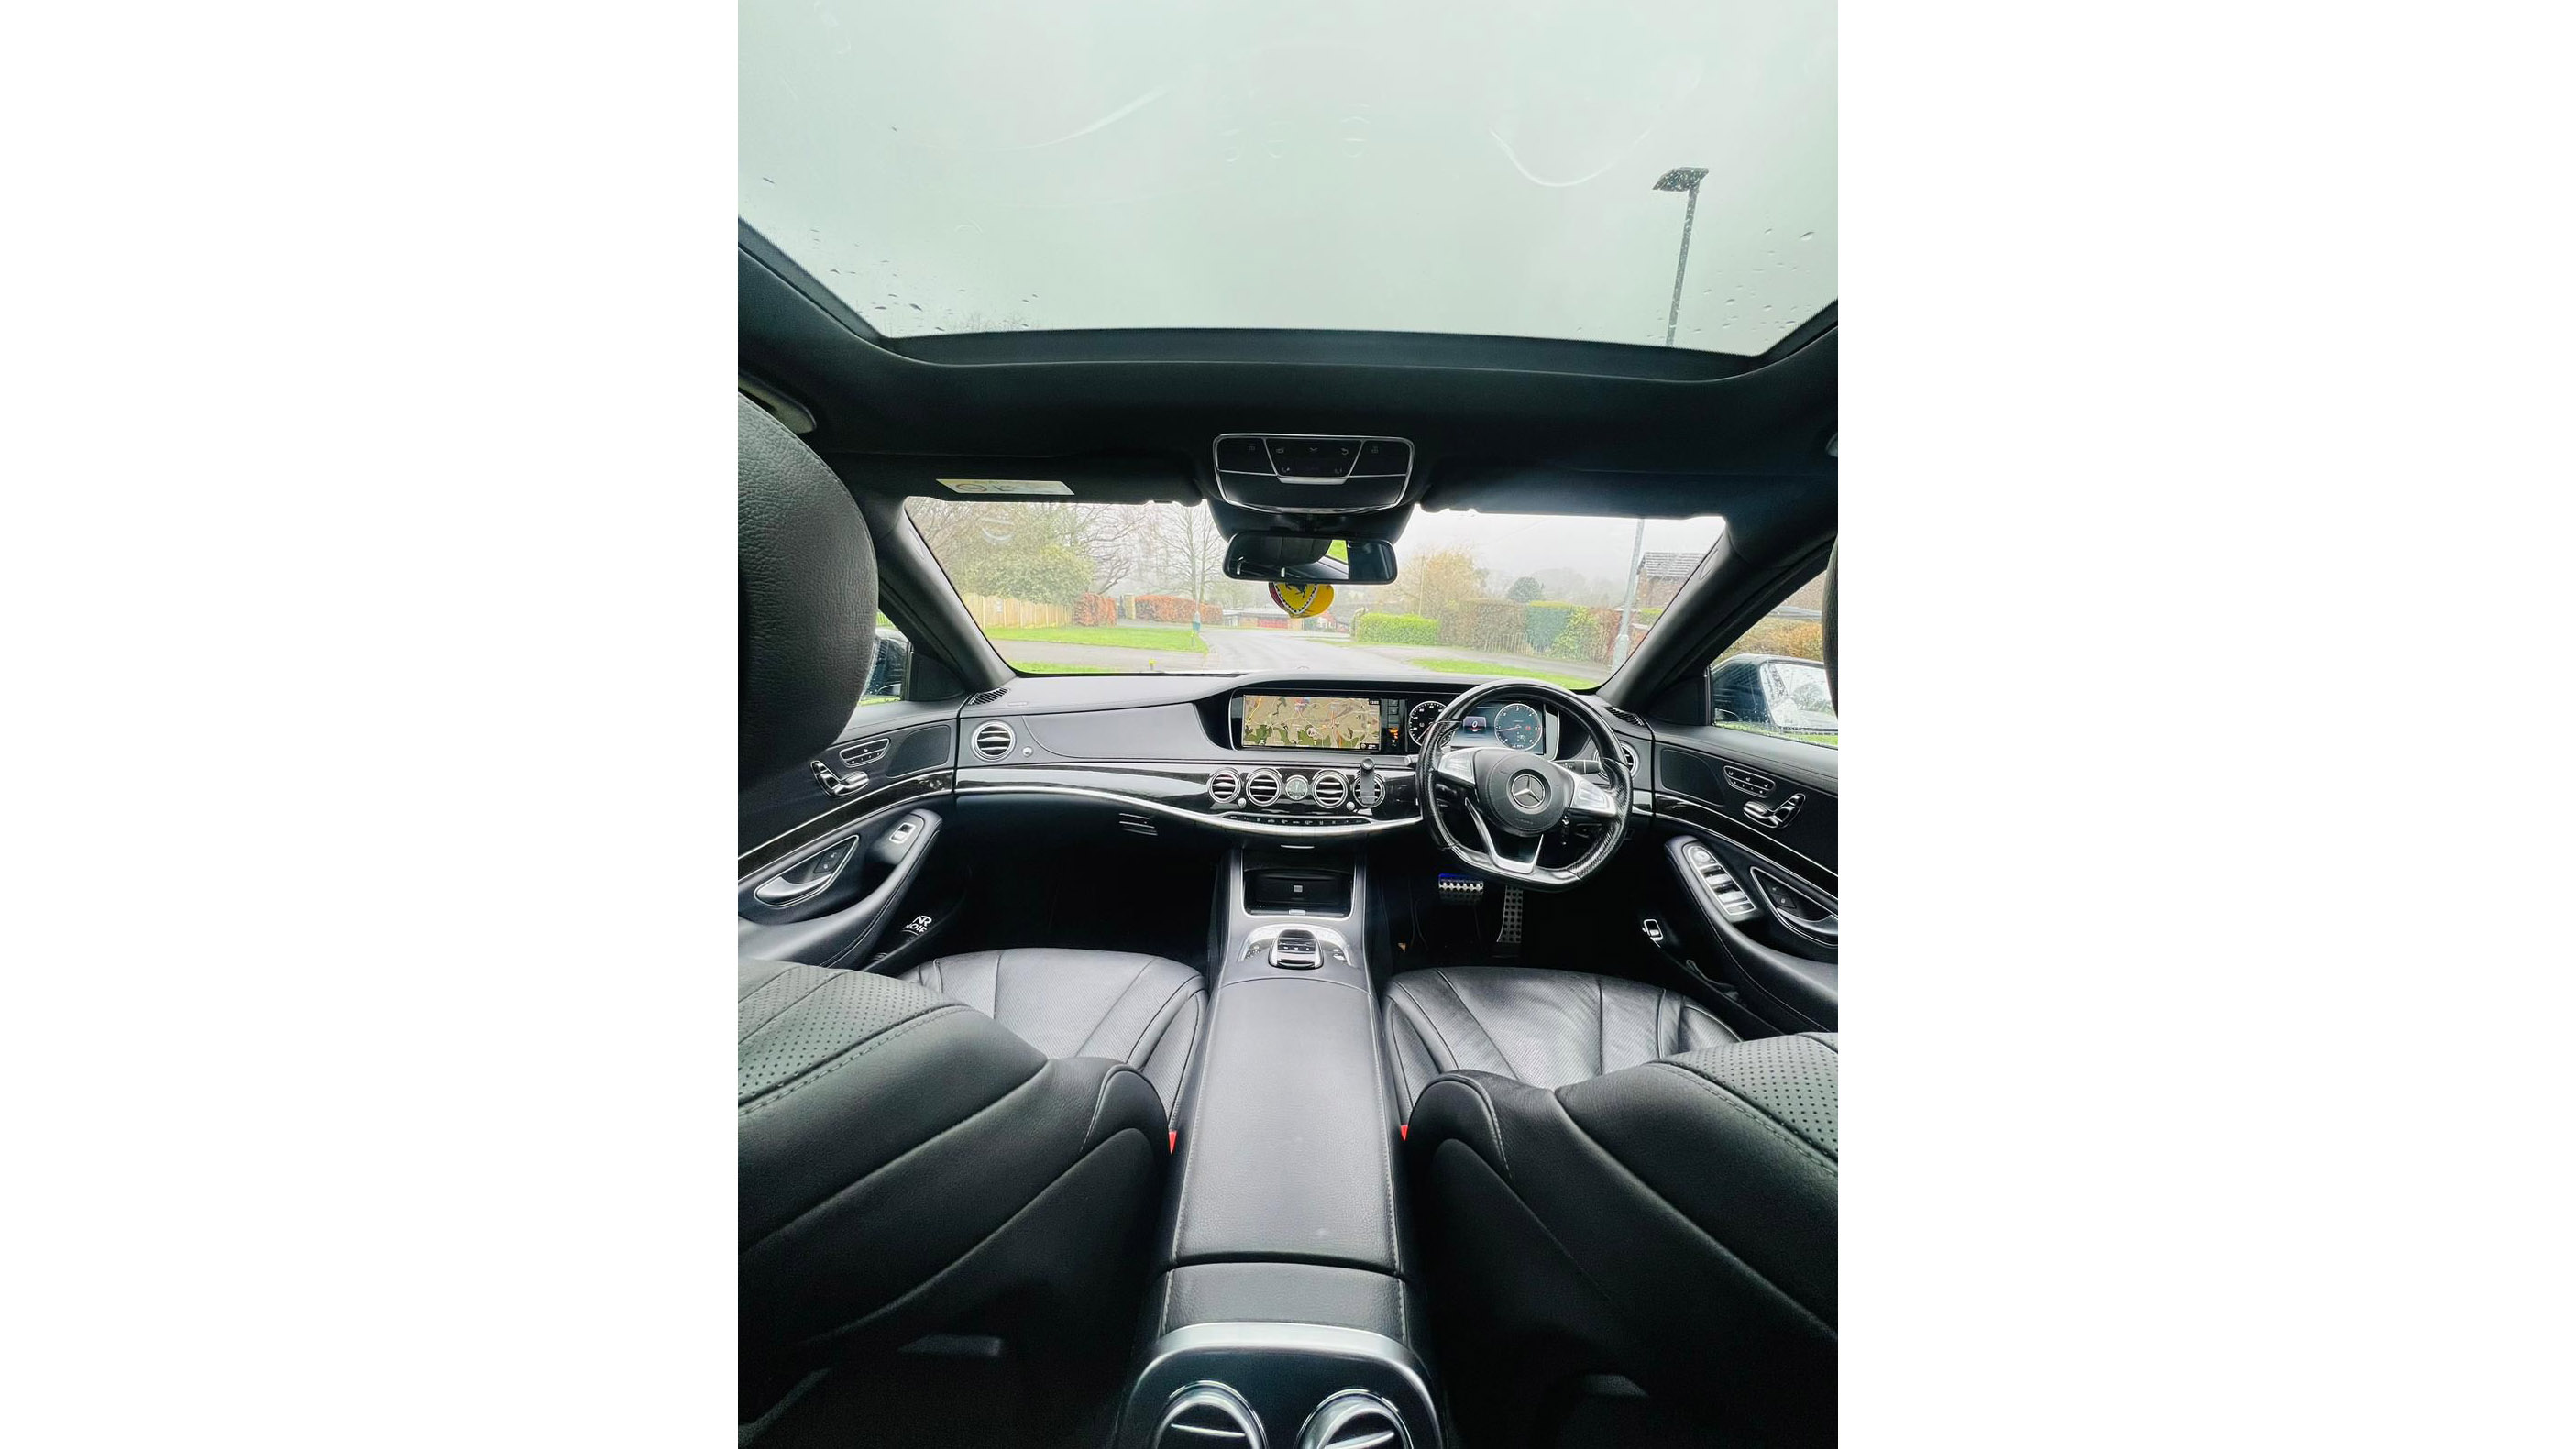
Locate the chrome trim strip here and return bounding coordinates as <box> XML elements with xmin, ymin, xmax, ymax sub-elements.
<box><xmin>957</xmin><ymin>783</ymin><xmax>1420</xmax><ymax>840</ymax></box>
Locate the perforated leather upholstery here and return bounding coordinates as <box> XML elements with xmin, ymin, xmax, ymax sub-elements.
<box><xmin>736</xmin><ymin>960</ymin><xmax>1167</xmax><ymax>1410</ymax></box>
<box><xmin>900</xmin><ymin>949</ymin><xmax>1206</xmax><ymax>1116</ymax></box>
<box><xmin>1395</xmin><ymin>966</ymin><xmax>1836</xmax><ymax>1446</ymax></box>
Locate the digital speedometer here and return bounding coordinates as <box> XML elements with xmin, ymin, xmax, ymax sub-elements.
<box><xmin>1493</xmin><ymin>702</ymin><xmax>1545</xmax><ymax>752</ymax></box>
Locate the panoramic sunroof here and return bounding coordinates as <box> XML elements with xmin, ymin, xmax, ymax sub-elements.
<box><xmin>741</xmin><ymin>2</ymin><xmax>1833</xmax><ymax>357</ymax></box>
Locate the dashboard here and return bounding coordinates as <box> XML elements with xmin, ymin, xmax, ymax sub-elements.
<box><xmin>893</xmin><ymin>675</ymin><xmax>1624</xmax><ymax>842</ymax></box>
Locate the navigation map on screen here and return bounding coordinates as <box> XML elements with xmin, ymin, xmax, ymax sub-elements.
<box><xmin>1239</xmin><ymin>695</ymin><xmax>1381</xmax><ymax>751</ymax></box>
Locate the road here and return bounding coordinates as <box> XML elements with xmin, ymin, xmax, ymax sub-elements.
<box><xmin>1201</xmin><ymin>630</ymin><xmax>1415</xmax><ymax>674</ymax></box>
<box><xmin>991</xmin><ymin>628</ymin><xmax>1610</xmax><ymax>684</ymax></box>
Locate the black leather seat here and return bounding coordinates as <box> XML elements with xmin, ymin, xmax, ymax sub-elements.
<box><xmin>899</xmin><ymin>948</ymin><xmax>1205</xmax><ymax>1116</ymax></box>
<box><xmin>1388</xmin><ymin>966</ymin><xmax>1838</xmax><ymax>1446</ymax></box>
<box><xmin>736</xmin><ymin>397</ymin><xmax>1172</xmax><ymax>1417</ymax></box>
<box><xmin>1382</xmin><ymin>965</ymin><xmax>1739</xmax><ymax>1104</ymax></box>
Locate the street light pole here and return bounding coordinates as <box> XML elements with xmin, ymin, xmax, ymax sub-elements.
<box><xmin>1652</xmin><ymin>166</ymin><xmax>1709</xmax><ymax>347</ymax></box>
<box><xmin>1611</xmin><ymin>516</ymin><xmax>1646</xmax><ymax>668</ymax></box>
<box><xmin>1616</xmin><ymin>167</ymin><xmax>1710</xmax><ymax>667</ymax></box>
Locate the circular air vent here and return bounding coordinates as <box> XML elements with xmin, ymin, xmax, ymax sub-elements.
<box><xmin>1615</xmin><ymin>741</ymin><xmax>1639</xmax><ymax>776</ymax></box>
<box><xmin>1296</xmin><ymin>1389</ymin><xmax>1410</xmax><ymax>1449</ymax></box>
<box><xmin>1244</xmin><ymin>768</ymin><xmax>1282</xmax><ymax>807</ymax></box>
<box><xmin>1158</xmin><ymin>1382</ymin><xmax>1265</xmax><ymax>1449</ymax></box>
<box><xmin>1311</xmin><ymin>770</ymin><xmax>1348</xmax><ymax>810</ymax></box>
<box><xmin>971</xmin><ymin>720</ymin><xmax>1017</xmax><ymax>760</ymax></box>
<box><xmin>1207</xmin><ymin>767</ymin><xmax>1242</xmax><ymax>807</ymax></box>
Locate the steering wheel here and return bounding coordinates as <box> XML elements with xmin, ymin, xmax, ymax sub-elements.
<box><xmin>1415</xmin><ymin>678</ymin><xmax>1632</xmax><ymax>890</ymax></box>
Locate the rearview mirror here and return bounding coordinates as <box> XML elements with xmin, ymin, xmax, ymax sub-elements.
<box><xmin>1222</xmin><ymin>533</ymin><xmax>1398</xmax><ymax>584</ymax></box>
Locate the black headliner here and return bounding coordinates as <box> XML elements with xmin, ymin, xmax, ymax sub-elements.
<box><xmin>738</xmin><ymin>222</ymin><xmax>1835</xmax><ymax>532</ymax></box>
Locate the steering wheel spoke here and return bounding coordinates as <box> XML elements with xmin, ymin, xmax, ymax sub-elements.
<box><xmin>1464</xmin><ymin>803</ymin><xmax>1545</xmax><ymax>875</ymax></box>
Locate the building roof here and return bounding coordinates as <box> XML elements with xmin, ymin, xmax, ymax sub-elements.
<box><xmin>1638</xmin><ymin>551</ymin><xmax>1703</xmax><ymax>579</ymax></box>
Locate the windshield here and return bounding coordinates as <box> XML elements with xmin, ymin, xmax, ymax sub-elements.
<box><xmin>905</xmin><ymin>498</ymin><xmax>1723</xmax><ymax>683</ymax></box>
<box><xmin>741</xmin><ymin>2</ymin><xmax>1834</xmax><ymax>356</ymax></box>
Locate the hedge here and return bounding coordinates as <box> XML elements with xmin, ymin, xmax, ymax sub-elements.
<box><xmin>1131</xmin><ymin>594</ymin><xmax>1201</xmax><ymax>624</ymax></box>
<box><xmin>1353</xmin><ymin>612</ymin><xmax>1439</xmax><ymax>645</ymax></box>
<box><xmin>1072</xmin><ymin>593</ymin><xmax>1117</xmax><ymax>627</ymax></box>
<box><xmin>1547</xmin><ymin>608</ymin><xmax>1613</xmax><ymax>663</ymax></box>
<box><xmin>1200</xmin><ymin>603</ymin><xmax>1224</xmax><ymax>626</ymax></box>
<box><xmin>1725</xmin><ymin>615</ymin><xmax>1825</xmax><ymax>663</ymax></box>
<box><xmin>1440</xmin><ymin>598</ymin><xmax>1525</xmax><ymax>653</ymax></box>
<box><xmin>1523</xmin><ymin>601</ymin><xmax>1580</xmax><ymax>653</ymax></box>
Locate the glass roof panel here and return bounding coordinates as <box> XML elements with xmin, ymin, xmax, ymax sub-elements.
<box><xmin>742</xmin><ymin>1</ymin><xmax>1833</xmax><ymax>356</ymax></box>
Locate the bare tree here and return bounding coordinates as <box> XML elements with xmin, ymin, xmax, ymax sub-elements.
<box><xmin>902</xmin><ymin>498</ymin><xmax>1149</xmax><ymax>595</ymax></box>
<box><xmin>1144</xmin><ymin>503</ymin><xmax>1227</xmax><ymax>607</ymax></box>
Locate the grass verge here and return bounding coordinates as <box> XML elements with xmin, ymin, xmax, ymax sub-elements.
<box><xmin>985</xmin><ymin>623</ymin><xmax>1208</xmax><ymax>653</ymax></box>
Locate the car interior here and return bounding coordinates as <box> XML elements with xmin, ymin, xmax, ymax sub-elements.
<box><xmin>737</xmin><ymin>12</ymin><xmax>1834</xmax><ymax>1447</ymax></box>
<box><xmin>736</xmin><ymin>263</ymin><xmax>1836</xmax><ymax>1449</ymax></box>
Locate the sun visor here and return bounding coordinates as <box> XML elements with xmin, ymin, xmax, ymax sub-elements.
<box><xmin>827</xmin><ymin>454</ymin><xmax>1198</xmax><ymax>504</ymax></box>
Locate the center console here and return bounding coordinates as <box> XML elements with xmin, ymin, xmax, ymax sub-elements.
<box><xmin>1116</xmin><ymin>846</ymin><xmax>1441</xmax><ymax>1448</ymax></box>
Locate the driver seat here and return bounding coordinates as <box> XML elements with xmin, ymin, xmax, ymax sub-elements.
<box><xmin>1387</xmin><ymin>965</ymin><xmax>1837</xmax><ymax>1446</ymax></box>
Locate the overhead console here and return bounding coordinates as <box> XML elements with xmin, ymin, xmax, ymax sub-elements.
<box><xmin>1212</xmin><ymin>434</ymin><xmax>1413</xmax><ymax>515</ymax></box>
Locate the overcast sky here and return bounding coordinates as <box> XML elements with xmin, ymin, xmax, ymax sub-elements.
<box><xmin>743</xmin><ymin>1</ymin><xmax>1833</xmax><ymax>357</ymax></box>
<box><xmin>1403</xmin><ymin>508</ymin><xmax>1725</xmax><ymax>595</ymax></box>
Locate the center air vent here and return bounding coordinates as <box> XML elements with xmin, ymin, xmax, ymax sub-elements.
<box><xmin>1157</xmin><ymin>1382</ymin><xmax>1264</xmax><ymax>1449</ymax></box>
<box><xmin>1207</xmin><ymin>767</ymin><xmax>1242</xmax><ymax>807</ymax></box>
<box><xmin>972</xmin><ymin>720</ymin><xmax>1017</xmax><ymax>760</ymax></box>
<box><xmin>1311</xmin><ymin>770</ymin><xmax>1349</xmax><ymax>810</ymax></box>
<box><xmin>1243</xmin><ymin>767</ymin><xmax>1282</xmax><ymax>807</ymax></box>
<box><xmin>1296</xmin><ymin>1389</ymin><xmax>1411</xmax><ymax>1449</ymax></box>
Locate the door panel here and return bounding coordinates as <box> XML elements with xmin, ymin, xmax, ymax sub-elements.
<box><xmin>738</xmin><ymin>807</ymin><xmax>946</xmax><ymax>970</ymax></box>
<box><xmin>1643</xmin><ymin>727</ymin><xmax>1838</xmax><ymax>1034</ymax></box>
<box><xmin>738</xmin><ymin>702</ymin><xmax>961</xmax><ymax>860</ymax></box>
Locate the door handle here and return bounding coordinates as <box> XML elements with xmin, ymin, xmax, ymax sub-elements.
<box><xmin>1742</xmin><ymin>791</ymin><xmax>1807</xmax><ymax>829</ymax></box>
<box><xmin>754</xmin><ymin>838</ymin><xmax>857</xmax><ymax>906</ymax></box>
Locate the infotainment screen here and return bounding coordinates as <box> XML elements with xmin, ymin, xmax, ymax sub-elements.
<box><xmin>1238</xmin><ymin>695</ymin><xmax>1394</xmax><ymax>752</ymax></box>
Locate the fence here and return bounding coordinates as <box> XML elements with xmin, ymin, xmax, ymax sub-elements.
<box><xmin>963</xmin><ymin>593</ymin><xmax>1069</xmax><ymax>630</ymax></box>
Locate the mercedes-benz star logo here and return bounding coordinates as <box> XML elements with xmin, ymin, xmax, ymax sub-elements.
<box><xmin>1509</xmin><ymin>772</ymin><xmax>1547</xmax><ymax>810</ymax></box>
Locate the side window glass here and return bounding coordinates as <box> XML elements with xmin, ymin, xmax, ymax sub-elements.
<box><xmin>1707</xmin><ymin>569</ymin><xmax>1835</xmax><ymax>747</ymax></box>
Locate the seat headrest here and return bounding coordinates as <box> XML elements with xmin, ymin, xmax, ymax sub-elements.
<box><xmin>740</xmin><ymin>395</ymin><xmax>876</xmax><ymax>785</ymax></box>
